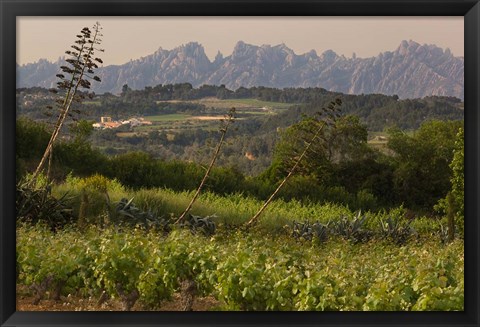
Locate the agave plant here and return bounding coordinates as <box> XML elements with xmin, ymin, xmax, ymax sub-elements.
<box><xmin>113</xmin><ymin>198</ymin><xmax>172</xmax><ymax>231</ymax></box>
<box><xmin>330</xmin><ymin>211</ymin><xmax>373</xmax><ymax>243</ymax></box>
<box><xmin>180</xmin><ymin>214</ymin><xmax>216</xmax><ymax>236</ymax></box>
<box><xmin>292</xmin><ymin>221</ymin><xmax>329</xmax><ymax>243</ymax></box>
<box><xmin>16</xmin><ymin>178</ymin><xmax>74</xmax><ymax>230</ymax></box>
<box><xmin>379</xmin><ymin>216</ymin><xmax>416</xmax><ymax>245</ymax></box>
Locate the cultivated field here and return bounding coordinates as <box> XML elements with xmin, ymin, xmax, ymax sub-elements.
<box><xmin>16</xmin><ymin>176</ymin><xmax>464</xmax><ymax>311</ymax></box>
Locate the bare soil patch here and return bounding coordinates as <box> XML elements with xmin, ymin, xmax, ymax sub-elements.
<box><xmin>189</xmin><ymin>116</ymin><xmax>224</xmax><ymax>121</ymax></box>
<box><xmin>16</xmin><ymin>285</ymin><xmax>221</xmax><ymax>311</ymax></box>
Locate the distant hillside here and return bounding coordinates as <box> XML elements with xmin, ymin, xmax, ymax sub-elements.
<box><xmin>17</xmin><ymin>40</ymin><xmax>464</xmax><ymax>100</ymax></box>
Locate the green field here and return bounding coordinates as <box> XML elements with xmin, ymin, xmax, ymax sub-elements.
<box><xmin>130</xmin><ymin>112</ymin><xmax>250</xmax><ymax>134</ymax></box>
<box><xmin>157</xmin><ymin>98</ymin><xmax>295</xmax><ymax>110</ymax></box>
<box><xmin>146</xmin><ymin>114</ymin><xmax>193</xmax><ymax>122</ymax></box>
<box><xmin>141</xmin><ymin>98</ymin><xmax>292</xmax><ymax>134</ymax></box>
<box><xmin>209</xmin><ymin>98</ymin><xmax>294</xmax><ymax>109</ymax></box>
<box><xmin>16</xmin><ymin>175</ymin><xmax>464</xmax><ymax>311</ymax></box>
<box><xmin>132</xmin><ymin>116</ymin><xmax>218</xmax><ymax>134</ymax></box>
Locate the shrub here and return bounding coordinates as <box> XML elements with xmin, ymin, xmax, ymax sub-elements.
<box><xmin>55</xmin><ymin>174</ymin><xmax>127</xmax><ymax>227</ymax></box>
<box><xmin>355</xmin><ymin>189</ymin><xmax>379</xmax><ymax>211</ymax></box>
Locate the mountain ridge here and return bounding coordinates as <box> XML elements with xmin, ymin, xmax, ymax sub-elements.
<box><xmin>16</xmin><ymin>40</ymin><xmax>464</xmax><ymax>99</ymax></box>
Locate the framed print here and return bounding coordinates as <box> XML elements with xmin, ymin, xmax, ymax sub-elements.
<box><xmin>1</xmin><ymin>0</ymin><xmax>479</xmax><ymax>326</ymax></box>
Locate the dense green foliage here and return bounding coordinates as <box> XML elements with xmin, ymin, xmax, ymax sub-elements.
<box><xmin>17</xmin><ymin>85</ymin><xmax>463</xmax><ymax>124</ymax></box>
<box><xmin>386</xmin><ymin>120</ymin><xmax>463</xmax><ymax>210</ymax></box>
<box><xmin>16</xmin><ymin>118</ymin><xmax>51</xmax><ymax>177</ymax></box>
<box><xmin>48</xmin><ymin>175</ymin><xmax>446</xmax><ymax>237</ymax></box>
<box><xmin>450</xmin><ymin>128</ymin><xmax>464</xmax><ymax>231</ymax></box>
<box><xmin>435</xmin><ymin>127</ymin><xmax>464</xmax><ymax>236</ymax></box>
<box><xmin>16</xmin><ymin>116</ymin><xmax>463</xmax><ymax>214</ymax></box>
<box><xmin>17</xmin><ymin>223</ymin><xmax>464</xmax><ymax>311</ymax></box>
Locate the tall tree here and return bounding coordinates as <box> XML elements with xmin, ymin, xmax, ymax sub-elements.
<box><xmin>387</xmin><ymin>120</ymin><xmax>463</xmax><ymax>210</ymax></box>
<box><xmin>246</xmin><ymin>99</ymin><xmax>342</xmax><ymax>227</ymax></box>
<box><xmin>267</xmin><ymin>114</ymin><xmax>368</xmax><ymax>187</ymax></box>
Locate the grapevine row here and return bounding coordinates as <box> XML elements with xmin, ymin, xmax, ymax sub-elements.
<box><xmin>17</xmin><ymin>223</ymin><xmax>464</xmax><ymax>311</ymax></box>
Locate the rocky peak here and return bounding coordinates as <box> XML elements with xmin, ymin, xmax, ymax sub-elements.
<box><xmin>232</xmin><ymin>41</ymin><xmax>258</xmax><ymax>59</ymax></box>
<box><xmin>16</xmin><ymin>40</ymin><xmax>464</xmax><ymax>99</ymax></box>
<box><xmin>304</xmin><ymin>49</ymin><xmax>318</xmax><ymax>59</ymax></box>
<box><xmin>180</xmin><ymin>42</ymin><xmax>205</xmax><ymax>56</ymax></box>
<box><xmin>397</xmin><ymin>40</ymin><xmax>418</xmax><ymax>55</ymax></box>
<box><xmin>274</xmin><ymin>43</ymin><xmax>295</xmax><ymax>55</ymax></box>
<box><xmin>213</xmin><ymin>51</ymin><xmax>224</xmax><ymax>65</ymax></box>
<box><xmin>320</xmin><ymin>49</ymin><xmax>338</xmax><ymax>62</ymax></box>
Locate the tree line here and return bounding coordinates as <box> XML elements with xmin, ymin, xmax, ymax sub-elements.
<box><xmin>17</xmin><ymin>84</ymin><xmax>463</xmax><ymax>131</ymax></box>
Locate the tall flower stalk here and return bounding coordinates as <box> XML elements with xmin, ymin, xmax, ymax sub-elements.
<box><xmin>31</xmin><ymin>22</ymin><xmax>104</xmax><ymax>184</ymax></box>
<box><xmin>176</xmin><ymin>107</ymin><xmax>236</xmax><ymax>224</ymax></box>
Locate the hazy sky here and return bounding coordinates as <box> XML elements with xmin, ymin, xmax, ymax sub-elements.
<box><xmin>17</xmin><ymin>16</ymin><xmax>464</xmax><ymax>65</ymax></box>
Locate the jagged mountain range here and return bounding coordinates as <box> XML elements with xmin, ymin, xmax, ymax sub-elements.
<box><xmin>16</xmin><ymin>40</ymin><xmax>464</xmax><ymax>99</ymax></box>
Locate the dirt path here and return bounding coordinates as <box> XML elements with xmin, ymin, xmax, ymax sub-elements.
<box><xmin>16</xmin><ymin>286</ymin><xmax>221</xmax><ymax>311</ymax></box>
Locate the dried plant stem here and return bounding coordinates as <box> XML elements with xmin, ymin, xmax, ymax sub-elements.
<box><xmin>246</xmin><ymin>121</ymin><xmax>328</xmax><ymax>227</ymax></box>
<box><xmin>175</xmin><ymin>108</ymin><xmax>235</xmax><ymax>224</ymax></box>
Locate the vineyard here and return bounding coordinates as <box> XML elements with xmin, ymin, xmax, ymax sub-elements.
<box><xmin>16</xmin><ymin>175</ymin><xmax>464</xmax><ymax>311</ymax></box>
<box><xmin>17</xmin><ymin>222</ymin><xmax>464</xmax><ymax>311</ymax></box>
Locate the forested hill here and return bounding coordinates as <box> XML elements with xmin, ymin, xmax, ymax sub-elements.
<box><xmin>256</xmin><ymin>93</ymin><xmax>464</xmax><ymax>132</ymax></box>
<box><xmin>17</xmin><ymin>84</ymin><xmax>464</xmax><ymax>133</ymax></box>
<box><xmin>17</xmin><ymin>40</ymin><xmax>464</xmax><ymax>100</ymax></box>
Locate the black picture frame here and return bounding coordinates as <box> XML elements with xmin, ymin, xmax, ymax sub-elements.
<box><xmin>1</xmin><ymin>0</ymin><xmax>479</xmax><ymax>326</ymax></box>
